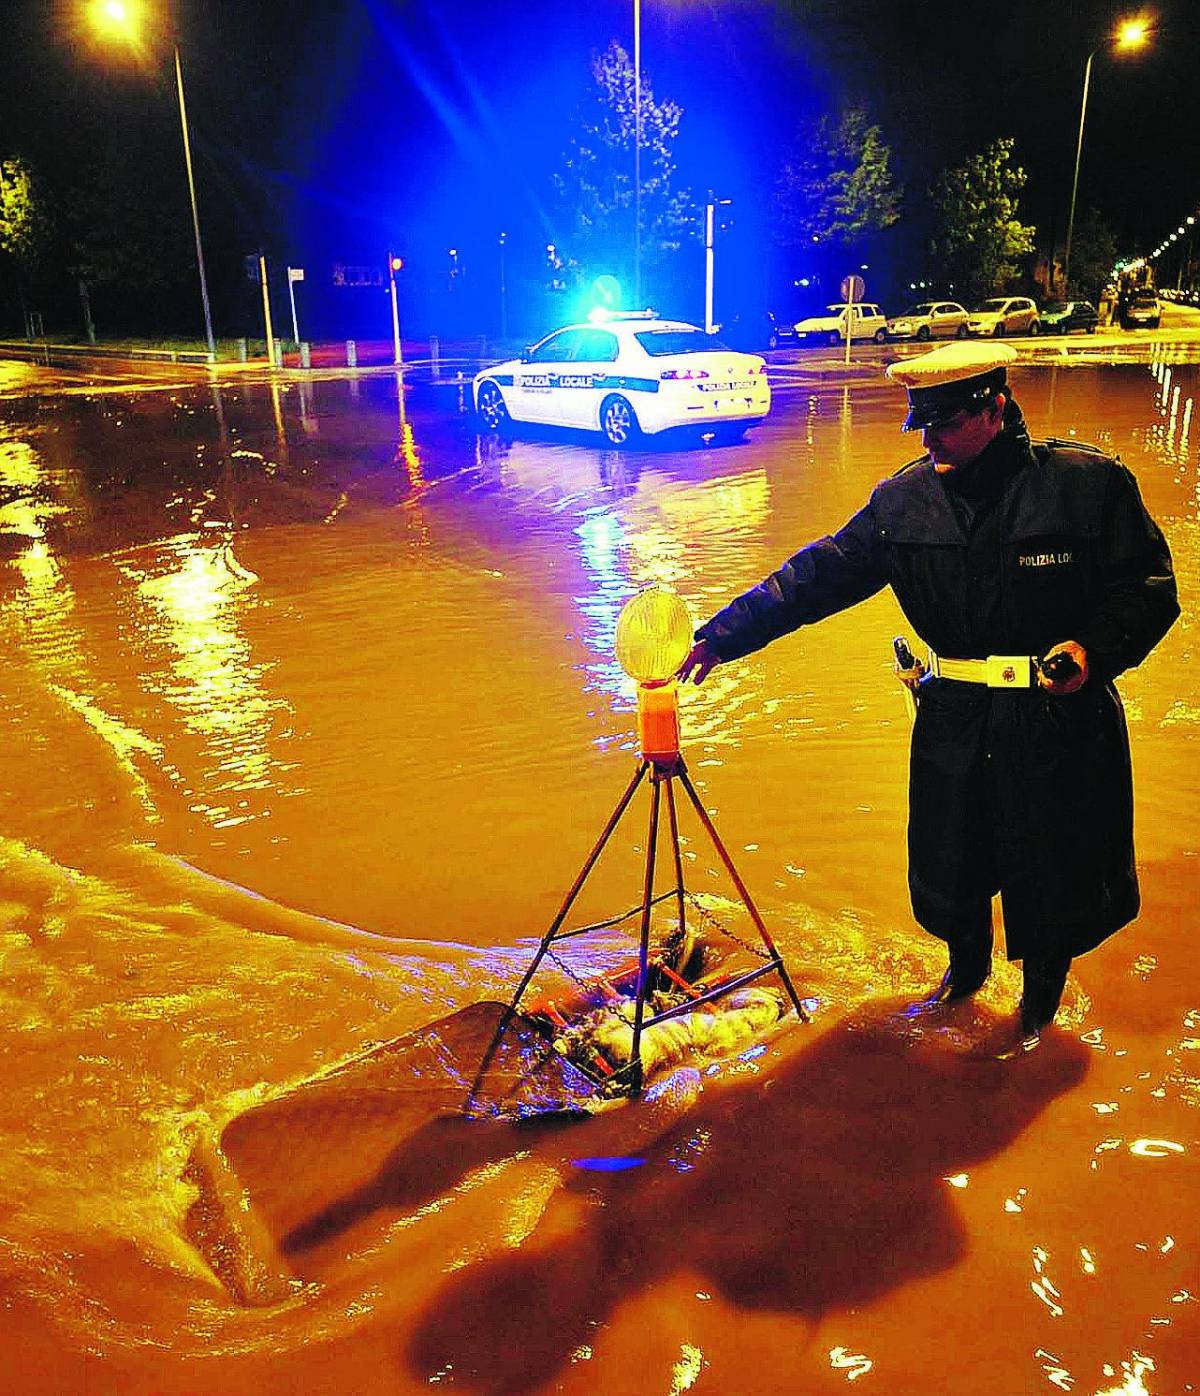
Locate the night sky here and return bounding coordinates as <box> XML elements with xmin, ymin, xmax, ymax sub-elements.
<box><xmin>1</xmin><ymin>0</ymin><xmax>1197</xmax><ymax>334</ymax></box>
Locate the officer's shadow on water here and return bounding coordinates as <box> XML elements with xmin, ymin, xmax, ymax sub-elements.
<box><xmin>400</xmin><ymin>1004</ymin><xmax>1087</xmax><ymax>1394</ymax></box>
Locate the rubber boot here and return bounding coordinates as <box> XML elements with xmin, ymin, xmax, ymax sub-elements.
<box><xmin>912</xmin><ymin>935</ymin><xmax>992</xmax><ymax>1013</ymax></box>
<box><xmin>1019</xmin><ymin>953</ymin><xmax>1072</xmax><ymax>1036</ymax></box>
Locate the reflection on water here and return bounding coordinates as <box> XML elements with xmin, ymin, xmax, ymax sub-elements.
<box><xmin>0</xmin><ymin>438</ymin><xmax>161</xmax><ymax>819</ymax></box>
<box><xmin>574</xmin><ymin>505</ymin><xmax>632</xmax><ymax>705</ymax></box>
<box><xmin>117</xmin><ymin>532</ymin><xmax>290</xmax><ymax>830</ymax></box>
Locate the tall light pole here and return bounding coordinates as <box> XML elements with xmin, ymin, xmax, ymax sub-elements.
<box><xmin>704</xmin><ymin>192</ymin><xmax>731</xmax><ymax>333</ymax></box>
<box><xmin>633</xmin><ymin>0</ymin><xmax>641</xmax><ymax>308</ymax></box>
<box><xmin>1176</xmin><ymin>217</ymin><xmax>1195</xmax><ymax>293</ymax></box>
<box><xmin>1063</xmin><ymin>15</ymin><xmax>1150</xmax><ymax>295</ymax></box>
<box><xmin>498</xmin><ymin>231</ymin><xmax>508</xmax><ymax>340</ymax></box>
<box><xmin>172</xmin><ymin>42</ymin><xmax>216</xmax><ymax>357</ymax></box>
<box><xmin>89</xmin><ymin>1</ymin><xmax>216</xmax><ymax>357</ymax></box>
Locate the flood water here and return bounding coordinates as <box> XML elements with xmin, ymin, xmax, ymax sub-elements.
<box><xmin>0</xmin><ymin>350</ymin><xmax>1197</xmax><ymax>1394</ymax></box>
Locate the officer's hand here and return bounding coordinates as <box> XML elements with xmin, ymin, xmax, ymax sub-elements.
<box><xmin>1038</xmin><ymin>640</ymin><xmax>1089</xmax><ymax>695</ymax></box>
<box><xmin>677</xmin><ymin>640</ymin><xmax>721</xmax><ymax>685</ymax></box>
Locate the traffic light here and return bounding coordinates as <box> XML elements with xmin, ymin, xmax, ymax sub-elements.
<box><xmin>389</xmin><ymin>255</ymin><xmax>404</xmax><ymax>273</ymax></box>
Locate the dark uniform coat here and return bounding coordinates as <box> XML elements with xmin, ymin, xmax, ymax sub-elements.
<box><xmin>695</xmin><ymin>420</ymin><xmax>1179</xmax><ymax>960</ymax></box>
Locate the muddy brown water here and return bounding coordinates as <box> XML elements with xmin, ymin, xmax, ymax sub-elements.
<box><xmin>0</xmin><ymin>351</ymin><xmax>1196</xmax><ymax>1394</ymax></box>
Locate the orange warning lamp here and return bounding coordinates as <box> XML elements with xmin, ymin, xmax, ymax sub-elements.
<box><xmin>614</xmin><ymin>586</ymin><xmax>694</xmax><ymax>763</ymax></box>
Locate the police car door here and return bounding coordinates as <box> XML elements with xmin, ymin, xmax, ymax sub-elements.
<box><xmin>566</xmin><ymin>327</ymin><xmax>620</xmax><ymax>429</ymax></box>
<box><xmin>516</xmin><ymin>329</ymin><xmax>586</xmax><ymax>425</ymax></box>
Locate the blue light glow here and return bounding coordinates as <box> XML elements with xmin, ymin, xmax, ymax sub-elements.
<box><xmin>571</xmin><ymin>1156</ymin><xmax>647</xmax><ymax>1172</ymax></box>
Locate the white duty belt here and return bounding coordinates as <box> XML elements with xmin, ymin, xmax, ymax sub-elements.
<box><xmin>927</xmin><ymin>651</ymin><xmax>1035</xmax><ymax>688</ymax></box>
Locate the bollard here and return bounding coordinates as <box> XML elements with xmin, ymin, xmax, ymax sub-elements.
<box><xmin>300</xmin><ymin>341</ymin><xmax>311</xmax><ymax>370</ymax></box>
<box><xmin>272</xmin><ymin>340</ymin><xmax>284</xmax><ymax>368</ymax></box>
<box><xmin>346</xmin><ymin>340</ymin><xmax>357</xmax><ymax>369</ymax></box>
<box><xmin>237</xmin><ymin>337</ymin><xmax>248</xmax><ymax>363</ymax></box>
<box><xmin>430</xmin><ymin>334</ymin><xmax>440</xmax><ymax>380</ymax></box>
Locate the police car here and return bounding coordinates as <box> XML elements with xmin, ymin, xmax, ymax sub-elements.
<box><xmin>473</xmin><ymin>312</ymin><xmax>770</xmax><ymax>445</ymax></box>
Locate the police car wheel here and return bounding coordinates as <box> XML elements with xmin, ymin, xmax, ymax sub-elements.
<box><xmin>992</xmin><ymin>324</ymin><xmax>1005</xmax><ymax>337</ymax></box>
<box><xmin>600</xmin><ymin>395</ymin><xmax>639</xmax><ymax>446</ymax></box>
<box><xmin>873</xmin><ymin>327</ymin><xmax>887</xmax><ymax>343</ymax></box>
<box><xmin>1028</xmin><ymin>320</ymin><xmax>1041</xmax><ymax>335</ymax></box>
<box><xmin>476</xmin><ymin>381</ymin><xmax>509</xmax><ymax>430</ymax></box>
<box><xmin>955</xmin><ymin>324</ymin><xmax>968</xmax><ymax>339</ymax></box>
<box><xmin>916</xmin><ymin>325</ymin><xmax>931</xmax><ymax>341</ymax></box>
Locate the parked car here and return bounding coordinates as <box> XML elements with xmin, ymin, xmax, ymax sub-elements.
<box><xmin>792</xmin><ymin>303</ymin><xmax>888</xmax><ymax>345</ymax></box>
<box><xmin>885</xmin><ymin>301</ymin><xmax>970</xmax><ymax>341</ymax></box>
<box><xmin>966</xmin><ymin>297</ymin><xmax>1040</xmax><ymax>337</ymax></box>
<box><xmin>1121</xmin><ymin>291</ymin><xmax>1161</xmax><ymax>329</ymax></box>
<box><xmin>720</xmin><ymin>309</ymin><xmax>797</xmax><ymax>352</ymax></box>
<box><xmin>1039</xmin><ymin>300</ymin><xmax>1099</xmax><ymax>334</ymax></box>
<box><xmin>473</xmin><ymin>311</ymin><xmax>770</xmax><ymax>446</ymax></box>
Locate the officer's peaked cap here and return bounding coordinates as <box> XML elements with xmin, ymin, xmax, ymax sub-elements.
<box><xmin>886</xmin><ymin>341</ymin><xmax>1018</xmax><ymax>431</ymax></box>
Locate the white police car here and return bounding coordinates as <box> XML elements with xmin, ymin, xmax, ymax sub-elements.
<box><xmin>473</xmin><ymin>312</ymin><xmax>770</xmax><ymax>445</ymax></box>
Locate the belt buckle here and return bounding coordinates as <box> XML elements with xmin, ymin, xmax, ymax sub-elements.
<box><xmin>985</xmin><ymin>655</ymin><xmax>1031</xmax><ymax>688</ymax></box>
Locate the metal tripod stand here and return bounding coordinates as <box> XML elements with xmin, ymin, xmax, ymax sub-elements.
<box><xmin>466</xmin><ymin>752</ymin><xmax>808</xmax><ymax>1113</ymax></box>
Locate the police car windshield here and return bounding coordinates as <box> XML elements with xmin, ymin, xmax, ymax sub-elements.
<box><xmin>903</xmin><ymin>303</ymin><xmax>937</xmax><ymax>316</ymax></box>
<box><xmin>635</xmin><ymin>329</ymin><xmax>730</xmax><ymax>355</ymax></box>
<box><xmin>975</xmin><ymin>299</ymin><xmax>1009</xmax><ymax>311</ymax></box>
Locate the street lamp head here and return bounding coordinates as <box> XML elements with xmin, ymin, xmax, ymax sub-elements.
<box><xmin>89</xmin><ymin>0</ymin><xmax>139</xmax><ymax>39</ymax></box>
<box><xmin>1115</xmin><ymin>15</ymin><xmax>1151</xmax><ymax>50</ymax></box>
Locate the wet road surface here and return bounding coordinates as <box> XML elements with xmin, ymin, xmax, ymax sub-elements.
<box><xmin>0</xmin><ymin>346</ymin><xmax>1197</xmax><ymax>1394</ymax></box>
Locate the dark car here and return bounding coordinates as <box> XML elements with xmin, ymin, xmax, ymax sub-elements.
<box><xmin>1039</xmin><ymin>300</ymin><xmax>1099</xmax><ymax>334</ymax></box>
<box><xmin>720</xmin><ymin>310</ymin><xmax>797</xmax><ymax>352</ymax></box>
<box><xmin>1121</xmin><ymin>291</ymin><xmax>1161</xmax><ymax>329</ymax></box>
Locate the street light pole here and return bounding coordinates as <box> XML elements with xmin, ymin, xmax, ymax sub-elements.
<box><xmin>89</xmin><ymin>5</ymin><xmax>217</xmax><ymax>357</ymax></box>
<box><xmin>173</xmin><ymin>44</ymin><xmax>216</xmax><ymax>358</ymax></box>
<box><xmin>1063</xmin><ymin>17</ymin><xmax>1150</xmax><ymax>296</ymax></box>
<box><xmin>704</xmin><ymin>192</ymin><xmax>731</xmax><ymax>333</ymax></box>
<box><xmin>1063</xmin><ymin>50</ymin><xmax>1095</xmax><ymax>297</ymax></box>
<box><xmin>498</xmin><ymin>231</ymin><xmax>508</xmax><ymax>340</ymax></box>
<box><xmin>634</xmin><ymin>0</ymin><xmax>641</xmax><ymax>308</ymax></box>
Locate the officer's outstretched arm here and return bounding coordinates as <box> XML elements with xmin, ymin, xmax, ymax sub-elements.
<box><xmin>690</xmin><ymin>501</ymin><xmax>888</xmax><ymax>665</ymax></box>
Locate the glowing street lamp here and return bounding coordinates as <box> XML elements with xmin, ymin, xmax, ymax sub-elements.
<box><xmin>1116</xmin><ymin>16</ymin><xmax>1151</xmax><ymax>47</ymax></box>
<box><xmin>87</xmin><ymin>0</ymin><xmax>216</xmax><ymax>357</ymax></box>
<box><xmin>1063</xmin><ymin>14</ymin><xmax>1152</xmax><ymax>294</ymax></box>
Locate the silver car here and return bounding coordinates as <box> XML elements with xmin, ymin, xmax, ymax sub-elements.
<box><xmin>967</xmin><ymin>296</ymin><xmax>1040</xmax><ymax>337</ymax></box>
<box><xmin>886</xmin><ymin>301</ymin><xmax>970</xmax><ymax>341</ymax></box>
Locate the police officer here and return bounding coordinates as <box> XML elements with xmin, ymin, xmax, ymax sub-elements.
<box><xmin>678</xmin><ymin>341</ymin><xmax>1179</xmax><ymax>1038</ymax></box>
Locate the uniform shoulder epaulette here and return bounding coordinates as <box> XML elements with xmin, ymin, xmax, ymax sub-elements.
<box><xmin>1033</xmin><ymin>436</ymin><xmax>1108</xmax><ymax>457</ymax></box>
<box><xmin>890</xmin><ymin>452</ymin><xmax>931</xmax><ymax>477</ymax></box>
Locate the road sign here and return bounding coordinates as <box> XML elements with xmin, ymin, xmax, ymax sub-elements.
<box><xmin>333</xmin><ymin>264</ymin><xmax>385</xmax><ymax>288</ymax></box>
<box><xmin>287</xmin><ymin>267</ymin><xmax>304</xmax><ymax>345</ymax></box>
<box><xmin>839</xmin><ymin>275</ymin><xmax>866</xmax><ymax>367</ymax></box>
